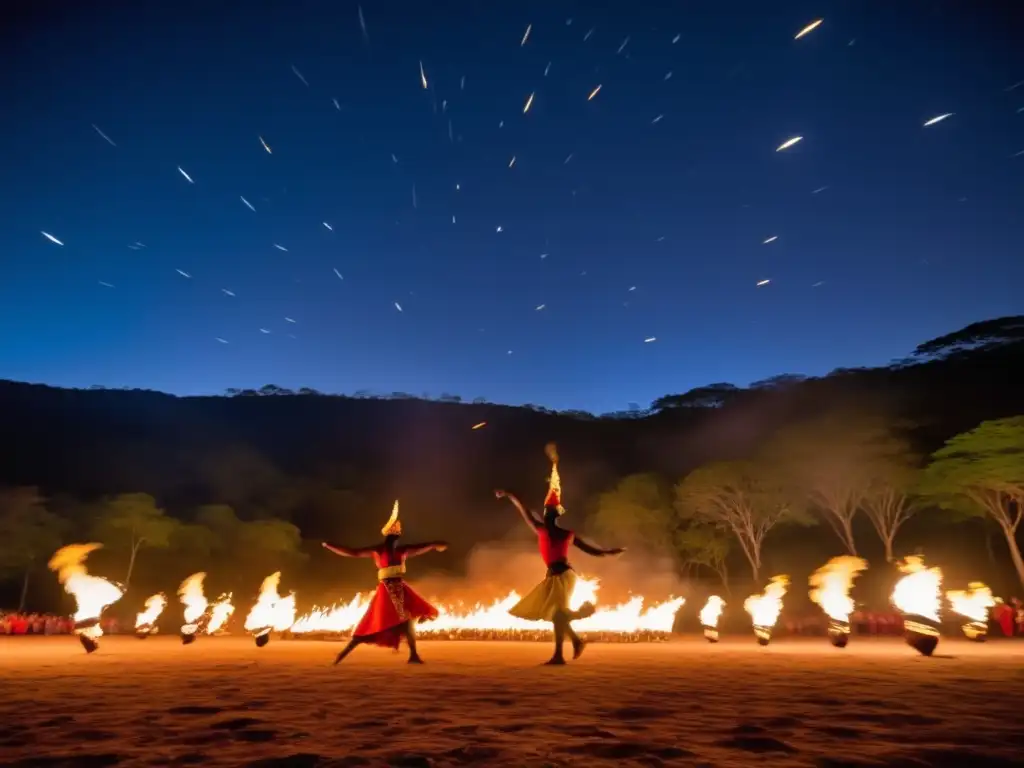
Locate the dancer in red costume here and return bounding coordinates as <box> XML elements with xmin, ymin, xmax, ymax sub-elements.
<box><xmin>495</xmin><ymin>443</ymin><xmax>624</xmax><ymax>665</ymax></box>
<box><xmin>322</xmin><ymin>500</ymin><xmax>447</xmax><ymax>665</ymax></box>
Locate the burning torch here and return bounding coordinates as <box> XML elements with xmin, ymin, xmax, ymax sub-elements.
<box><xmin>946</xmin><ymin>582</ymin><xmax>995</xmax><ymax>642</ymax></box>
<box><xmin>892</xmin><ymin>556</ymin><xmax>942</xmax><ymax>657</ymax></box>
<box><xmin>244</xmin><ymin>572</ymin><xmax>297</xmax><ymax>648</ymax></box>
<box><xmin>135</xmin><ymin>593</ymin><xmax>167</xmax><ymax>639</ymax></box>
<box><xmin>744</xmin><ymin>575</ymin><xmax>789</xmax><ymax>646</ymax></box>
<box><xmin>699</xmin><ymin>596</ymin><xmax>725</xmax><ymax>643</ymax></box>
<box><xmin>809</xmin><ymin>556</ymin><xmax>868</xmax><ymax>649</ymax></box>
<box><xmin>47</xmin><ymin>543</ymin><xmax>125</xmax><ymax>654</ymax></box>
<box><xmin>178</xmin><ymin>572</ymin><xmax>210</xmax><ymax>645</ymax></box>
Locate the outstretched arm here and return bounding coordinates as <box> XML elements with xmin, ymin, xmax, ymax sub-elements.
<box><xmin>573</xmin><ymin>536</ymin><xmax>625</xmax><ymax>558</ymax></box>
<box><xmin>321</xmin><ymin>542</ymin><xmax>375</xmax><ymax>558</ymax></box>
<box><xmin>495</xmin><ymin>490</ymin><xmax>542</xmax><ymax>529</ymax></box>
<box><xmin>401</xmin><ymin>541</ymin><xmax>449</xmax><ymax>558</ymax></box>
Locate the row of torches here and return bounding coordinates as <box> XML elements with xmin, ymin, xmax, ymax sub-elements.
<box><xmin>48</xmin><ymin>544</ymin><xmax>995</xmax><ymax>658</ymax></box>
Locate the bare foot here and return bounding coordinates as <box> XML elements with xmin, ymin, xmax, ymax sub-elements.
<box><xmin>408</xmin><ymin>656</ymin><xmax>424</xmax><ymax>664</ymax></box>
<box><xmin>543</xmin><ymin>656</ymin><xmax>567</xmax><ymax>666</ymax></box>
<box><xmin>572</xmin><ymin>639</ymin><xmax>586</xmax><ymax>660</ymax></box>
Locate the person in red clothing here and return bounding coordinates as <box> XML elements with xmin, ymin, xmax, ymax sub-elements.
<box><xmin>323</xmin><ymin>500</ymin><xmax>448</xmax><ymax>665</ymax></box>
<box><xmin>994</xmin><ymin>598</ymin><xmax>1015</xmax><ymax>638</ymax></box>
<box><xmin>496</xmin><ymin>443</ymin><xmax>624</xmax><ymax>665</ymax></box>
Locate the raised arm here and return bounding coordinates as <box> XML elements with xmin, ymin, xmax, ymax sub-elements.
<box><xmin>573</xmin><ymin>536</ymin><xmax>625</xmax><ymax>558</ymax></box>
<box><xmin>495</xmin><ymin>489</ymin><xmax>542</xmax><ymax>530</ymax></box>
<box><xmin>321</xmin><ymin>542</ymin><xmax>376</xmax><ymax>558</ymax></box>
<box><xmin>401</xmin><ymin>541</ymin><xmax>449</xmax><ymax>558</ymax></box>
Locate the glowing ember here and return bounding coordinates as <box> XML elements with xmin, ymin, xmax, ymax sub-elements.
<box><xmin>891</xmin><ymin>556</ymin><xmax>942</xmax><ymax>621</ymax></box>
<box><xmin>134</xmin><ymin>593</ymin><xmax>167</xmax><ymax>635</ymax></box>
<box><xmin>47</xmin><ymin>543</ymin><xmax>124</xmax><ymax>652</ymax></box>
<box><xmin>744</xmin><ymin>575</ymin><xmax>789</xmax><ymax>644</ymax></box>
<box><xmin>291</xmin><ymin>577</ymin><xmax>682</xmax><ymax>637</ymax></box>
<box><xmin>245</xmin><ymin>572</ymin><xmax>297</xmax><ymax>645</ymax></box>
<box><xmin>699</xmin><ymin>595</ymin><xmax>725</xmax><ymax>642</ymax></box>
<box><xmin>946</xmin><ymin>582</ymin><xmax>995</xmax><ymax>640</ymax></box>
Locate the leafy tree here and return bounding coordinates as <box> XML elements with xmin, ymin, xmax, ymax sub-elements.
<box><xmin>862</xmin><ymin>450</ymin><xmax>922</xmax><ymax>563</ymax></box>
<box><xmin>675</xmin><ymin>523</ymin><xmax>731</xmax><ymax>591</ymax></box>
<box><xmin>675</xmin><ymin>459</ymin><xmax>807</xmax><ymax>581</ymax></box>
<box><xmin>194</xmin><ymin>504</ymin><xmax>304</xmax><ymax>587</ymax></box>
<box><xmin>919</xmin><ymin>417</ymin><xmax>1024</xmax><ymax>588</ymax></box>
<box><xmin>772</xmin><ymin>413</ymin><xmax>909</xmax><ymax>556</ymax></box>
<box><xmin>0</xmin><ymin>487</ymin><xmax>68</xmax><ymax>610</ymax></box>
<box><xmin>593</xmin><ymin>474</ymin><xmax>677</xmax><ymax>554</ymax></box>
<box><xmin>91</xmin><ymin>493</ymin><xmax>178</xmax><ymax>588</ymax></box>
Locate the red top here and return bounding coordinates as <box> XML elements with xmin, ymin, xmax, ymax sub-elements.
<box><xmin>373</xmin><ymin>545</ymin><xmax>407</xmax><ymax>569</ymax></box>
<box><xmin>536</xmin><ymin>525</ymin><xmax>574</xmax><ymax>566</ymax></box>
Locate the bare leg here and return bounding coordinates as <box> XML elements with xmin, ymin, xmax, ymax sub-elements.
<box><xmin>567</xmin><ymin>622</ymin><xmax>585</xmax><ymax>659</ymax></box>
<box><xmin>404</xmin><ymin>621</ymin><xmax>423</xmax><ymax>664</ymax></box>
<box><xmin>333</xmin><ymin>636</ymin><xmax>363</xmax><ymax>665</ymax></box>
<box><xmin>544</xmin><ymin>612</ymin><xmax>568</xmax><ymax>665</ymax></box>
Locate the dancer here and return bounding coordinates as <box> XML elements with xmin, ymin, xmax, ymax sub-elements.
<box><xmin>322</xmin><ymin>500</ymin><xmax>447</xmax><ymax>665</ymax></box>
<box><xmin>495</xmin><ymin>443</ymin><xmax>624</xmax><ymax>665</ymax></box>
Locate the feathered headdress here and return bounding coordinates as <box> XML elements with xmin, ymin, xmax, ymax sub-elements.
<box><xmin>381</xmin><ymin>499</ymin><xmax>402</xmax><ymax>537</ymax></box>
<box><xmin>544</xmin><ymin>442</ymin><xmax>566</xmax><ymax>515</ymax></box>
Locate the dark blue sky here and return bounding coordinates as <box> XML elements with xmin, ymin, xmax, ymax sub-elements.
<box><xmin>2</xmin><ymin>1</ymin><xmax>1022</xmax><ymax>413</ymax></box>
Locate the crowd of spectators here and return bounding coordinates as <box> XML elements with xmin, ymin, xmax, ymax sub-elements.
<box><xmin>1</xmin><ymin>613</ymin><xmax>120</xmax><ymax>635</ymax></box>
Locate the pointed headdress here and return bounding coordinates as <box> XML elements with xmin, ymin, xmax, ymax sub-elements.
<box><xmin>381</xmin><ymin>499</ymin><xmax>402</xmax><ymax>536</ymax></box>
<box><xmin>544</xmin><ymin>442</ymin><xmax>566</xmax><ymax>515</ymax></box>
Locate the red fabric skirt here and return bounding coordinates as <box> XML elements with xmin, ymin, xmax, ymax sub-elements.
<box><xmin>353</xmin><ymin>580</ymin><xmax>439</xmax><ymax>649</ymax></box>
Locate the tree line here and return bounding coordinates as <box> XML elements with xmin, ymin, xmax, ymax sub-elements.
<box><xmin>592</xmin><ymin>414</ymin><xmax>1024</xmax><ymax>590</ymax></box>
<box><xmin>2</xmin><ymin>413</ymin><xmax>1022</xmax><ymax>612</ymax></box>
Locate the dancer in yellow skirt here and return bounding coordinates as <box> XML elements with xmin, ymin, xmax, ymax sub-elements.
<box><xmin>495</xmin><ymin>443</ymin><xmax>624</xmax><ymax>665</ymax></box>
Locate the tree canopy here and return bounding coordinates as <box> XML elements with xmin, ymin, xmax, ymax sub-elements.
<box><xmin>919</xmin><ymin>417</ymin><xmax>1024</xmax><ymax>587</ymax></box>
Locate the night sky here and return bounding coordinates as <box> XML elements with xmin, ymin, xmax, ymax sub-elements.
<box><xmin>2</xmin><ymin>2</ymin><xmax>1022</xmax><ymax>414</ymax></box>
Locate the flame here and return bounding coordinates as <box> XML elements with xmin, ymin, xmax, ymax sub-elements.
<box><xmin>744</xmin><ymin>575</ymin><xmax>789</xmax><ymax>630</ymax></box>
<box><xmin>892</xmin><ymin>556</ymin><xmax>942</xmax><ymax>621</ymax></box>
<box><xmin>291</xmin><ymin>576</ymin><xmax>682</xmax><ymax>635</ymax></box>
<box><xmin>809</xmin><ymin>556</ymin><xmax>868</xmax><ymax>622</ymax></box>
<box><xmin>946</xmin><ymin>582</ymin><xmax>995</xmax><ymax>623</ymax></box>
<box><xmin>381</xmin><ymin>499</ymin><xmax>400</xmax><ymax>536</ymax></box>
<box><xmin>178</xmin><ymin>572</ymin><xmax>209</xmax><ymax>635</ymax></box>
<box><xmin>47</xmin><ymin>543</ymin><xmax>124</xmax><ymax>640</ymax></box>
<box><xmin>244</xmin><ymin>572</ymin><xmax>297</xmax><ymax>635</ymax></box>
<box><xmin>206</xmin><ymin>594</ymin><xmax>235</xmax><ymax>633</ymax></box>
<box><xmin>699</xmin><ymin>595</ymin><xmax>725</xmax><ymax>628</ymax></box>
<box><xmin>135</xmin><ymin>593</ymin><xmax>167</xmax><ymax>630</ymax></box>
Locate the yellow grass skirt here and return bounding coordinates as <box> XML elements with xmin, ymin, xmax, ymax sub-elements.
<box><xmin>509</xmin><ymin>570</ymin><xmax>577</xmax><ymax>622</ymax></box>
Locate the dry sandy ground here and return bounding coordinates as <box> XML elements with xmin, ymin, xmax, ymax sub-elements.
<box><xmin>2</xmin><ymin>636</ymin><xmax>1023</xmax><ymax>768</ymax></box>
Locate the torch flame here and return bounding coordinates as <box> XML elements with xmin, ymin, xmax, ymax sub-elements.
<box><xmin>290</xmin><ymin>576</ymin><xmax>682</xmax><ymax>635</ymax></box>
<box><xmin>809</xmin><ymin>556</ymin><xmax>868</xmax><ymax>622</ymax></box>
<box><xmin>135</xmin><ymin>593</ymin><xmax>167</xmax><ymax>630</ymax></box>
<box><xmin>244</xmin><ymin>572</ymin><xmax>297</xmax><ymax>634</ymax></box>
<box><xmin>178</xmin><ymin>572</ymin><xmax>209</xmax><ymax>635</ymax></box>
<box><xmin>946</xmin><ymin>582</ymin><xmax>995</xmax><ymax>623</ymax></box>
<box><xmin>699</xmin><ymin>595</ymin><xmax>725</xmax><ymax>628</ymax></box>
<box><xmin>206</xmin><ymin>594</ymin><xmax>235</xmax><ymax>633</ymax></box>
<box><xmin>47</xmin><ymin>543</ymin><xmax>124</xmax><ymax>640</ymax></box>
<box><xmin>891</xmin><ymin>556</ymin><xmax>942</xmax><ymax>622</ymax></box>
<box><xmin>744</xmin><ymin>575</ymin><xmax>789</xmax><ymax>630</ymax></box>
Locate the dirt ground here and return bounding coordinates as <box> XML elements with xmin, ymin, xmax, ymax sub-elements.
<box><xmin>1</xmin><ymin>635</ymin><xmax>1022</xmax><ymax>767</ymax></box>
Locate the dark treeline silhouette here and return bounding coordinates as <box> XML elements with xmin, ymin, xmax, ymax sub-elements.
<box><xmin>1</xmin><ymin>316</ymin><xmax>1023</xmax><ymax>618</ymax></box>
